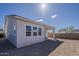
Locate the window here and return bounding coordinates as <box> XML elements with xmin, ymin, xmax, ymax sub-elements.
<box><xmin>38</xmin><ymin>28</ymin><xmax>42</xmax><ymax>36</ymax></box>
<box><xmin>33</xmin><ymin>27</ymin><xmax>37</xmax><ymax>36</ymax></box>
<box><xmin>26</xmin><ymin>26</ymin><xmax>31</xmax><ymax>36</ymax></box>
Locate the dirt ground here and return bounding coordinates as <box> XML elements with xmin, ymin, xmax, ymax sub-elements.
<box><xmin>49</xmin><ymin>39</ymin><xmax>79</xmax><ymax>56</ymax></box>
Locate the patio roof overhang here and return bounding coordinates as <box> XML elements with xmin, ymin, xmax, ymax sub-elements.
<box><xmin>43</xmin><ymin>25</ymin><xmax>54</xmax><ymax>30</ymax></box>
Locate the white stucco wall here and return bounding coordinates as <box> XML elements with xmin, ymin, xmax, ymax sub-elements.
<box><xmin>5</xmin><ymin>16</ymin><xmax>17</xmax><ymax>46</ymax></box>
<box><xmin>16</xmin><ymin>19</ymin><xmax>45</xmax><ymax>48</ymax></box>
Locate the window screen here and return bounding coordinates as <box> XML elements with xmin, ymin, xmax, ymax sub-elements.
<box><xmin>38</xmin><ymin>28</ymin><xmax>42</xmax><ymax>36</ymax></box>
<box><xmin>33</xmin><ymin>27</ymin><xmax>37</xmax><ymax>36</ymax></box>
<box><xmin>26</xmin><ymin>26</ymin><xmax>31</xmax><ymax>36</ymax></box>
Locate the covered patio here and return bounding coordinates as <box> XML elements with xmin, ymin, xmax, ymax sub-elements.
<box><xmin>43</xmin><ymin>24</ymin><xmax>55</xmax><ymax>39</ymax></box>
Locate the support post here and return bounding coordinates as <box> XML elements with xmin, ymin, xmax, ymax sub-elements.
<box><xmin>53</xmin><ymin>27</ymin><xmax>55</xmax><ymax>39</ymax></box>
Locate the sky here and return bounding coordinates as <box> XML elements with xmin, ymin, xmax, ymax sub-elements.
<box><xmin>0</xmin><ymin>3</ymin><xmax>79</xmax><ymax>31</ymax></box>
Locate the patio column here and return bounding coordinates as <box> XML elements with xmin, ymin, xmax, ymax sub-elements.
<box><xmin>53</xmin><ymin>27</ymin><xmax>55</xmax><ymax>39</ymax></box>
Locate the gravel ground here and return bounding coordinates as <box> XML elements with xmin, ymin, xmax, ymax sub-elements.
<box><xmin>49</xmin><ymin>39</ymin><xmax>79</xmax><ymax>56</ymax></box>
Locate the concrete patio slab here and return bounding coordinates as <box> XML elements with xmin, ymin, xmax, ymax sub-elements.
<box><xmin>49</xmin><ymin>39</ymin><xmax>79</xmax><ymax>56</ymax></box>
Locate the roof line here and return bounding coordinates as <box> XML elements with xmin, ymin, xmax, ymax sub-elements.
<box><xmin>7</xmin><ymin>15</ymin><xmax>53</xmax><ymax>29</ymax></box>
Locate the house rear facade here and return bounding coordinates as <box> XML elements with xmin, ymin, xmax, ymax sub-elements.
<box><xmin>4</xmin><ymin>15</ymin><xmax>53</xmax><ymax>48</ymax></box>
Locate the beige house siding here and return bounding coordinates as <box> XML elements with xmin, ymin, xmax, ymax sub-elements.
<box><xmin>16</xmin><ymin>19</ymin><xmax>45</xmax><ymax>48</ymax></box>
<box><xmin>5</xmin><ymin>16</ymin><xmax>17</xmax><ymax>46</ymax></box>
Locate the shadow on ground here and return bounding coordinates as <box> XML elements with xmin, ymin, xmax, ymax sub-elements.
<box><xmin>0</xmin><ymin>38</ymin><xmax>63</xmax><ymax>56</ymax></box>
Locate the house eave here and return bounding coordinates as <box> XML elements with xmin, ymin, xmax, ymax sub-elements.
<box><xmin>7</xmin><ymin>15</ymin><xmax>53</xmax><ymax>30</ymax></box>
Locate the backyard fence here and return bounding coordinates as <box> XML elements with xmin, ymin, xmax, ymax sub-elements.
<box><xmin>55</xmin><ymin>33</ymin><xmax>79</xmax><ymax>39</ymax></box>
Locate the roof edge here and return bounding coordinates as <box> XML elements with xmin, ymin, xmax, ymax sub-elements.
<box><xmin>7</xmin><ymin>15</ymin><xmax>54</xmax><ymax>29</ymax></box>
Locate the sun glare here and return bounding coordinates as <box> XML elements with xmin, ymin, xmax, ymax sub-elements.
<box><xmin>40</xmin><ymin>3</ymin><xmax>47</xmax><ymax>15</ymax></box>
<box><xmin>41</xmin><ymin>3</ymin><xmax>46</xmax><ymax>9</ymax></box>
